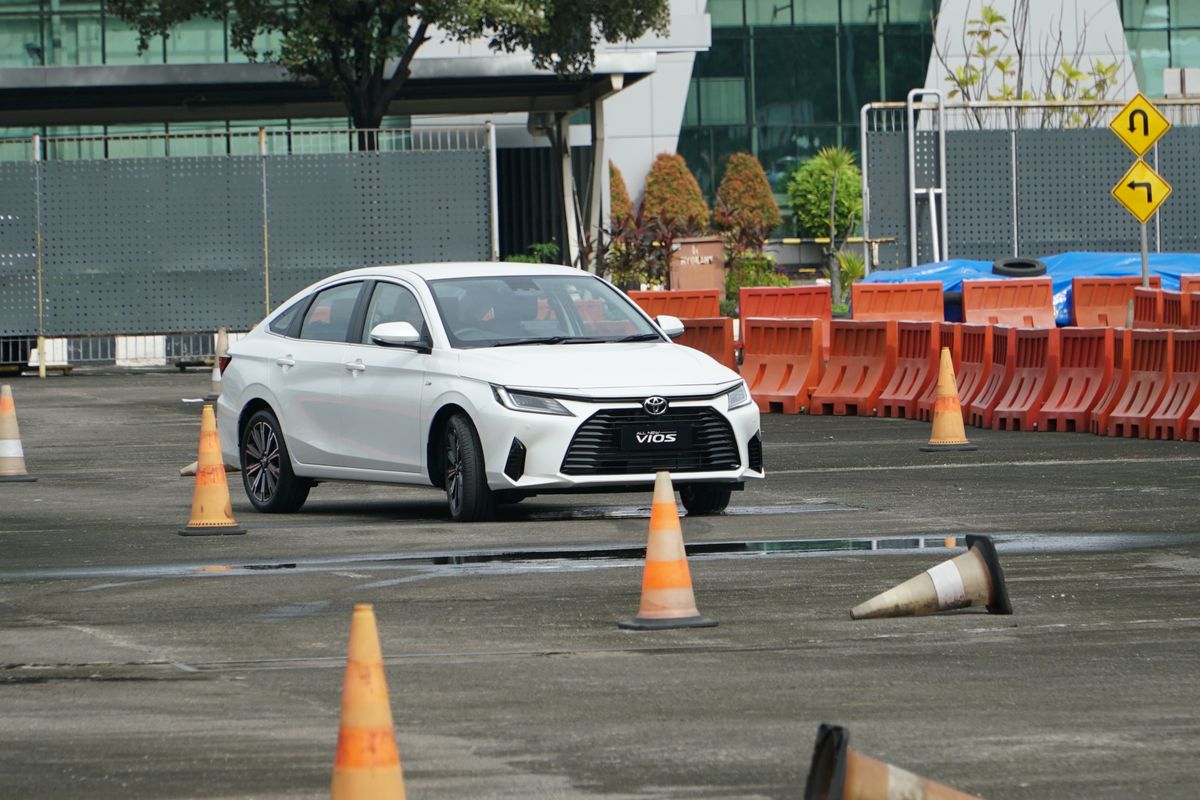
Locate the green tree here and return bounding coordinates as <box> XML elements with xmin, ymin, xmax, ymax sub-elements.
<box><xmin>787</xmin><ymin>146</ymin><xmax>862</xmax><ymax>307</ymax></box>
<box><xmin>110</xmin><ymin>1</ymin><xmax>670</xmax><ymax>140</ymax></box>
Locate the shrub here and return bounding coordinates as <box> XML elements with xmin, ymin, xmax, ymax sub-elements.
<box><xmin>714</xmin><ymin>152</ymin><xmax>781</xmax><ymax>254</ymax></box>
<box><xmin>641</xmin><ymin>153</ymin><xmax>710</xmax><ymax>233</ymax></box>
<box><xmin>504</xmin><ymin>242</ymin><xmax>560</xmax><ymax>264</ymax></box>
<box><xmin>725</xmin><ymin>253</ymin><xmax>789</xmax><ymax>314</ymax></box>
<box><xmin>835</xmin><ymin>250</ymin><xmax>865</xmax><ymax>299</ymax></box>
<box><xmin>609</xmin><ymin>161</ymin><xmax>633</xmax><ymax>229</ymax></box>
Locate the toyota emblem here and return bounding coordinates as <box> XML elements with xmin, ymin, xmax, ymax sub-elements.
<box><xmin>643</xmin><ymin>396</ymin><xmax>668</xmax><ymax>416</ymax></box>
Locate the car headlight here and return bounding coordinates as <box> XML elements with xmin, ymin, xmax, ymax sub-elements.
<box><xmin>727</xmin><ymin>381</ymin><xmax>752</xmax><ymax>410</ymax></box>
<box><xmin>492</xmin><ymin>385</ymin><xmax>574</xmax><ymax>416</ymax></box>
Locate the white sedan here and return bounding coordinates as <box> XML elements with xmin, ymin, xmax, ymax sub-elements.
<box><xmin>217</xmin><ymin>262</ymin><xmax>763</xmax><ymax>521</ymax></box>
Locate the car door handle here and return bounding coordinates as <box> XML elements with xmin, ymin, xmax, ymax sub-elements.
<box><xmin>275</xmin><ymin>356</ymin><xmax>295</xmax><ymax>367</ymax></box>
<box><xmin>343</xmin><ymin>360</ymin><xmax>366</xmax><ymax>373</ymax></box>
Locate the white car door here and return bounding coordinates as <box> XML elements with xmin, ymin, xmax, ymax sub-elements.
<box><xmin>269</xmin><ymin>280</ymin><xmax>363</xmax><ymax>467</ymax></box>
<box><xmin>336</xmin><ymin>280</ymin><xmax>429</xmax><ymax>475</ymax></box>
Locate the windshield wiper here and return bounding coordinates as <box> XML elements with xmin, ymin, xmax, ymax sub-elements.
<box><xmin>615</xmin><ymin>333</ymin><xmax>663</xmax><ymax>342</ymax></box>
<box><xmin>492</xmin><ymin>338</ymin><xmax>576</xmax><ymax>350</ymax></box>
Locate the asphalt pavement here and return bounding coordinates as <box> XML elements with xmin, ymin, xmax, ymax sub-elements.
<box><xmin>1</xmin><ymin>370</ymin><xmax>1199</xmax><ymax>799</ymax></box>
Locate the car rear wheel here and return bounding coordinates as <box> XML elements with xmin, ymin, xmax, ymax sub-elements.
<box><xmin>241</xmin><ymin>409</ymin><xmax>311</xmax><ymax>513</ymax></box>
<box><xmin>444</xmin><ymin>413</ymin><xmax>495</xmax><ymax>522</ymax></box>
<box><xmin>680</xmin><ymin>484</ymin><xmax>733</xmax><ymax>515</ymax></box>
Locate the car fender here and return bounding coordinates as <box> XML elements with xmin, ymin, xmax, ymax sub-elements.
<box><xmin>420</xmin><ymin>381</ymin><xmax>493</xmax><ymax>479</ymax></box>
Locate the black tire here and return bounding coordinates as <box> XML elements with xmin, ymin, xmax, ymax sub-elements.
<box><xmin>240</xmin><ymin>409</ymin><xmax>311</xmax><ymax>513</ymax></box>
<box><xmin>444</xmin><ymin>413</ymin><xmax>495</xmax><ymax>522</ymax></box>
<box><xmin>679</xmin><ymin>484</ymin><xmax>733</xmax><ymax>516</ymax></box>
<box><xmin>992</xmin><ymin>257</ymin><xmax>1046</xmax><ymax>277</ymax></box>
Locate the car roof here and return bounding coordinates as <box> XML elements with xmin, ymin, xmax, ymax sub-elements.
<box><xmin>332</xmin><ymin>262</ymin><xmax>597</xmax><ymax>283</ymax></box>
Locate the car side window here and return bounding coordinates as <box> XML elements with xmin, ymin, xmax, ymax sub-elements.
<box><xmin>362</xmin><ymin>282</ymin><xmax>428</xmax><ymax>344</ymax></box>
<box><xmin>268</xmin><ymin>300</ymin><xmax>303</xmax><ymax>336</ymax></box>
<box><xmin>298</xmin><ymin>282</ymin><xmax>362</xmax><ymax>342</ymax></box>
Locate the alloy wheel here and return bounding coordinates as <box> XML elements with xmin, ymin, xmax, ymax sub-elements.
<box><xmin>445</xmin><ymin>425</ymin><xmax>463</xmax><ymax>517</ymax></box>
<box><xmin>244</xmin><ymin>420</ymin><xmax>281</xmax><ymax>504</ymax></box>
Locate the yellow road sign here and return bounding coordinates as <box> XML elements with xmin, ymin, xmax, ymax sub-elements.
<box><xmin>1111</xmin><ymin>160</ymin><xmax>1172</xmax><ymax>224</ymax></box>
<box><xmin>1109</xmin><ymin>92</ymin><xmax>1171</xmax><ymax>156</ymax></box>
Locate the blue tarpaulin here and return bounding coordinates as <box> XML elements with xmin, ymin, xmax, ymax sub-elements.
<box><xmin>861</xmin><ymin>252</ymin><xmax>1200</xmax><ymax>325</ymax></box>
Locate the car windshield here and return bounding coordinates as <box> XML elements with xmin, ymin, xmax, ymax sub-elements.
<box><xmin>429</xmin><ymin>274</ymin><xmax>662</xmax><ymax>349</ymax></box>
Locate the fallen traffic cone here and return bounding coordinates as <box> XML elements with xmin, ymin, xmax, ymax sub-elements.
<box><xmin>618</xmin><ymin>471</ymin><xmax>716</xmax><ymax>630</ymax></box>
<box><xmin>178</xmin><ymin>404</ymin><xmax>245</xmax><ymax>535</ymax></box>
<box><xmin>0</xmin><ymin>384</ymin><xmax>36</xmax><ymax>482</ymax></box>
<box><xmin>803</xmin><ymin>724</ymin><xmax>982</xmax><ymax>800</ymax></box>
<box><xmin>920</xmin><ymin>347</ymin><xmax>976</xmax><ymax>452</ymax></box>
<box><xmin>331</xmin><ymin>604</ymin><xmax>406</xmax><ymax>800</ymax></box>
<box><xmin>850</xmin><ymin>535</ymin><xmax>1011</xmax><ymax>619</ymax></box>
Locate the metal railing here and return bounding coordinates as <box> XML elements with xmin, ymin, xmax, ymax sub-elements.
<box><xmin>860</xmin><ymin>96</ymin><xmax>1200</xmax><ymax>269</ymax></box>
<box><xmin>0</xmin><ymin>125</ymin><xmax>490</xmax><ymax>162</ymax></box>
<box><xmin>862</xmin><ymin>97</ymin><xmax>1200</xmax><ymax>133</ymax></box>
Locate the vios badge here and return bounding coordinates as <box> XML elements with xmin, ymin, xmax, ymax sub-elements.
<box><xmin>643</xmin><ymin>396</ymin><xmax>668</xmax><ymax>416</ymax></box>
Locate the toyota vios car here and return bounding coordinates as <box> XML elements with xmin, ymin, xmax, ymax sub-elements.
<box><xmin>217</xmin><ymin>262</ymin><xmax>764</xmax><ymax>521</ymax></box>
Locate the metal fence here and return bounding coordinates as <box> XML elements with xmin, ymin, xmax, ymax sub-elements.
<box><xmin>860</xmin><ymin>97</ymin><xmax>1200</xmax><ymax>270</ymax></box>
<box><xmin>0</xmin><ymin>126</ymin><xmax>496</xmax><ymax>367</ymax></box>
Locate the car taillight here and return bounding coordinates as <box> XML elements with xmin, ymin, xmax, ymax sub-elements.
<box><xmin>218</xmin><ymin>355</ymin><xmax>232</xmax><ymax>375</ymax></box>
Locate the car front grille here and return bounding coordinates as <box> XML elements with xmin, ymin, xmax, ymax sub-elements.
<box><xmin>560</xmin><ymin>407</ymin><xmax>741</xmax><ymax>476</ymax></box>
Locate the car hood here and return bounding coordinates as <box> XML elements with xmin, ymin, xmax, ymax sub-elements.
<box><xmin>455</xmin><ymin>342</ymin><xmax>740</xmax><ymax>396</ymax></box>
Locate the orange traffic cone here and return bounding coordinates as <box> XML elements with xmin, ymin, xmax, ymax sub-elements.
<box><xmin>618</xmin><ymin>471</ymin><xmax>716</xmax><ymax>630</ymax></box>
<box><xmin>851</xmin><ymin>535</ymin><xmax>1011</xmax><ymax>619</ymax></box>
<box><xmin>804</xmin><ymin>724</ymin><xmax>982</xmax><ymax>800</ymax></box>
<box><xmin>331</xmin><ymin>604</ymin><xmax>406</xmax><ymax>800</ymax></box>
<box><xmin>920</xmin><ymin>347</ymin><xmax>976</xmax><ymax>452</ymax></box>
<box><xmin>179</xmin><ymin>404</ymin><xmax>245</xmax><ymax>535</ymax></box>
<box><xmin>205</xmin><ymin>327</ymin><xmax>228</xmax><ymax>401</ymax></box>
<box><xmin>0</xmin><ymin>384</ymin><xmax>35</xmax><ymax>482</ymax></box>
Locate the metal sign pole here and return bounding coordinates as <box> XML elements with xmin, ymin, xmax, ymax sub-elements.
<box><xmin>1141</xmin><ymin>222</ymin><xmax>1150</xmax><ymax>288</ymax></box>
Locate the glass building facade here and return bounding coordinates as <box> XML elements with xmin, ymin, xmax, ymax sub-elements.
<box><xmin>4</xmin><ymin>1</ymin><xmax>1200</xmax><ymax>171</ymax></box>
<box><xmin>680</xmin><ymin>0</ymin><xmax>1200</xmax><ymax>198</ymax></box>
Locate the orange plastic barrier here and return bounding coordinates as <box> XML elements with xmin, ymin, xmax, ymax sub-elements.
<box><xmin>738</xmin><ymin>285</ymin><xmax>832</xmax><ymax>355</ymax></box>
<box><xmin>1132</xmin><ymin>286</ymin><xmax>1162</xmax><ymax>327</ymax></box>
<box><xmin>739</xmin><ymin>285</ymin><xmax>831</xmax><ymax>320</ymax></box>
<box><xmin>741</xmin><ymin>318</ymin><xmax>825</xmax><ymax>414</ymax></box>
<box><xmin>1189</xmin><ymin>294</ymin><xmax>1200</xmax><ymax>330</ymax></box>
<box><xmin>1089</xmin><ymin>328</ymin><xmax>1133</xmax><ymax>435</ymax></box>
<box><xmin>991</xmin><ymin>327</ymin><xmax>1060</xmax><ymax>431</ymax></box>
<box><xmin>1037</xmin><ymin>327</ymin><xmax>1114</xmax><ymax>433</ymax></box>
<box><xmin>916</xmin><ymin>323</ymin><xmax>963</xmax><ymax>422</ymax></box>
<box><xmin>966</xmin><ymin>326</ymin><xmax>1016</xmax><ymax>428</ymax></box>
<box><xmin>628</xmin><ymin>289</ymin><xmax>721</xmax><ymax>319</ymax></box>
<box><xmin>1180</xmin><ymin>275</ymin><xmax>1200</xmax><ymax>294</ymax></box>
<box><xmin>850</xmin><ymin>281</ymin><xmax>943</xmax><ymax>322</ymax></box>
<box><xmin>676</xmin><ymin>317</ymin><xmax>737</xmax><ymax>371</ymax></box>
<box><xmin>1161</xmin><ymin>289</ymin><xmax>1186</xmax><ymax>328</ymax></box>
<box><xmin>1071</xmin><ymin>275</ymin><xmax>1159</xmax><ymax>327</ymax></box>
<box><xmin>949</xmin><ymin>324</ymin><xmax>995</xmax><ymax>423</ymax></box>
<box><xmin>1106</xmin><ymin>329</ymin><xmax>1172</xmax><ymax>438</ymax></box>
<box><xmin>1148</xmin><ymin>330</ymin><xmax>1200</xmax><ymax>440</ymax></box>
<box><xmin>962</xmin><ymin>278</ymin><xmax>1056</xmax><ymax>328</ymax></box>
<box><xmin>808</xmin><ymin>320</ymin><xmax>897</xmax><ymax>416</ymax></box>
<box><xmin>878</xmin><ymin>321</ymin><xmax>940</xmax><ymax>419</ymax></box>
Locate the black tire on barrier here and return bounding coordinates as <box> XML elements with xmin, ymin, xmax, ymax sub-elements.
<box><xmin>992</xmin><ymin>257</ymin><xmax>1047</xmax><ymax>277</ymax></box>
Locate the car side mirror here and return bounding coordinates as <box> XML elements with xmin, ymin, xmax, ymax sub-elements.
<box><xmin>656</xmin><ymin>314</ymin><xmax>685</xmax><ymax>339</ymax></box>
<box><xmin>370</xmin><ymin>321</ymin><xmax>428</xmax><ymax>351</ymax></box>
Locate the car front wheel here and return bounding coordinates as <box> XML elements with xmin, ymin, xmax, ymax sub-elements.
<box><xmin>444</xmin><ymin>413</ymin><xmax>495</xmax><ymax>522</ymax></box>
<box><xmin>240</xmin><ymin>409</ymin><xmax>311</xmax><ymax>513</ymax></box>
<box><xmin>680</xmin><ymin>484</ymin><xmax>733</xmax><ymax>516</ymax></box>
